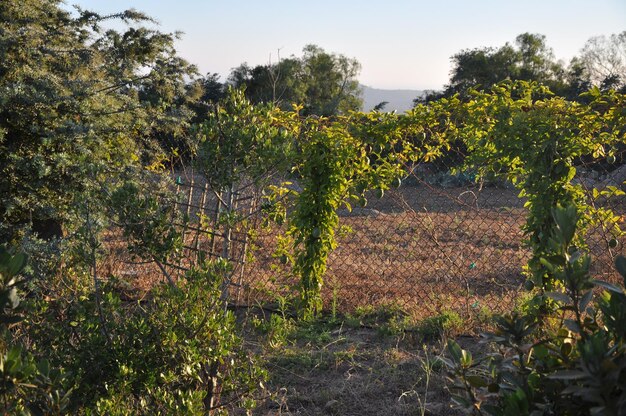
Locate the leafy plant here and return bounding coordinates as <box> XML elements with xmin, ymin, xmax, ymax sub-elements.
<box><xmin>418</xmin><ymin>310</ymin><xmax>464</xmax><ymax>340</ymax></box>
<box><xmin>108</xmin><ymin>178</ymin><xmax>183</xmax><ymax>285</ymax></box>
<box><xmin>46</xmin><ymin>259</ymin><xmax>266</xmax><ymax>414</ymax></box>
<box><xmin>0</xmin><ymin>0</ymin><xmax>198</xmax><ymax>243</ymax></box>
<box><xmin>194</xmin><ymin>87</ymin><xmax>297</xmax><ymax>191</ymax></box>
<box><xmin>289</xmin><ymin>107</ymin><xmax>452</xmax><ymax>318</ymax></box>
<box><xmin>461</xmin><ymin>81</ymin><xmax>625</xmax><ymax>291</ymax></box>
<box><xmin>444</xmin><ymin>205</ymin><xmax>626</xmax><ymax>415</ymax></box>
<box><xmin>0</xmin><ymin>246</ymin><xmax>71</xmax><ymax>415</ymax></box>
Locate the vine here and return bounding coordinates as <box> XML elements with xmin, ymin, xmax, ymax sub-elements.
<box><xmin>460</xmin><ymin>81</ymin><xmax>625</xmax><ymax>292</ymax></box>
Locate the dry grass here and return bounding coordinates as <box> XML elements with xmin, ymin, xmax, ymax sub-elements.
<box><xmin>243</xmin><ymin>315</ymin><xmax>462</xmax><ymax>416</ymax></box>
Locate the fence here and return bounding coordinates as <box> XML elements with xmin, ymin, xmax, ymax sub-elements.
<box><xmin>100</xmin><ymin>160</ymin><xmax>626</xmax><ymax>319</ymax></box>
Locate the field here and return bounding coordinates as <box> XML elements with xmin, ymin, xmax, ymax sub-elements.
<box><xmin>247</xmin><ymin>317</ymin><xmax>463</xmax><ymax>416</ymax></box>
<box><xmin>100</xmin><ymin>173</ymin><xmax>625</xmax><ymax>321</ymax></box>
<box><xmin>246</xmin><ymin>180</ymin><xmax>624</xmax><ymax>320</ymax></box>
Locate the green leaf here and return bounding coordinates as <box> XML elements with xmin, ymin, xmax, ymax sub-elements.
<box><xmin>0</xmin><ymin>248</ymin><xmax>11</xmax><ymax>269</ymax></box>
<box><xmin>8</xmin><ymin>253</ymin><xmax>27</xmax><ymax>277</ymax></box>
<box><xmin>450</xmin><ymin>394</ymin><xmax>472</xmax><ymax>409</ymax></box>
<box><xmin>548</xmin><ymin>370</ymin><xmax>587</xmax><ymax>380</ymax></box>
<box><xmin>579</xmin><ymin>290</ymin><xmax>593</xmax><ymax>312</ymax></box>
<box><xmin>447</xmin><ymin>340</ymin><xmax>463</xmax><ymax>366</ymax></box>
<box><xmin>37</xmin><ymin>359</ymin><xmax>50</xmax><ymax>377</ymax></box>
<box><xmin>461</xmin><ymin>349</ymin><xmax>472</xmax><ymax>368</ymax></box>
<box><xmin>593</xmin><ymin>280</ymin><xmax>624</xmax><ymax>294</ymax></box>
<box><xmin>545</xmin><ymin>291</ymin><xmax>572</xmax><ymax>304</ymax></box>
<box><xmin>539</xmin><ymin>257</ymin><xmax>555</xmax><ymax>272</ymax></box>
<box><xmin>466</xmin><ymin>375</ymin><xmax>488</xmax><ymax>388</ymax></box>
<box><xmin>553</xmin><ymin>205</ymin><xmax>577</xmax><ymax>244</ymax></box>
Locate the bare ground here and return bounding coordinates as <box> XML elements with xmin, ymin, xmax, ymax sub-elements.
<box><xmin>241</xmin><ymin>313</ymin><xmax>464</xmax><ymax>416</ymax></box>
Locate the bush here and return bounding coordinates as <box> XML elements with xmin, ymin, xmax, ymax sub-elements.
<box><xmin>444</xmin><ymin>205</ymin><xmax>626</xmax><ymax>415</ymax></box>
<box><xmin>0</xmin><ymin>246</ymin><xmax>71</xmax><ymax>415</ymax></box>
<box><xmin>28</xmin><ymin>259</ymin><xmax>266</xmax><ymax>414</ymax></box>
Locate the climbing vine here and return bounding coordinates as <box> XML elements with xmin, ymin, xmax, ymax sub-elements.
<box><xmin>460</xmin><ymin>81</ymin><xmax>626</xmax><ymax>291</ymax></box>
<box><xmin>288</xmin><ymin>103</ymin><xmax>457</xmax><ymax>317</ymax></box>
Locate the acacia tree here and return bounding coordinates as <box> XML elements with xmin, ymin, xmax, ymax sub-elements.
<box><xmin>0</xmin><ymin>0</ymin><xmax>197</xmax><ymax>242</ymax></box>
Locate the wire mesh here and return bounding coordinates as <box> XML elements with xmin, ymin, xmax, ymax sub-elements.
<box><xmin>100</xmin><ymin>155</ymin><xmax>626</xmax><ymax>320</ymax></box>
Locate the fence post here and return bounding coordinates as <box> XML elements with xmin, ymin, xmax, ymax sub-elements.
<box><xmin>220</xmin><ymin>183</ymin><xmax>235</xmax><ymax>303</ymax></box>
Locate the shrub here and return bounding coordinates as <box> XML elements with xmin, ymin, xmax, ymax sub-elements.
<box><xmin>29</xmin><ymin>259</ymin><xmax>266</xmax><ymax>414</ymax></box>
<box><xmin>444</xmin><ymin>205</ymin><xmax>626</xmax><ymax>415</ymax></box>
<box><xmin>0</xmin><ymin>246</ymin><xmax>71</xmax><ymax>415</ymax></box>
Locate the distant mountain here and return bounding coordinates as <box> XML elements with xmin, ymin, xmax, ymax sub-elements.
<box><xmin>361</xmin><ymin>85</ymin><xmax>423</xmax><ymax>113</ymax></box>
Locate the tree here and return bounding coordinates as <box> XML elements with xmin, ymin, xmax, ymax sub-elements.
<box><xmin>560</xmin><ymin>57</ymin><xmax>593</xmax><ymax>101</ymax></box>
<box><xmin>514</xmin><ymin>33</ymin><xmax>560</xmax><ymax>82</ymax></box>
<box><xmin>446</xmin><ymin>44</ymin><xmax>519</xmax><ymax>96</ymax></box>
<box><xmin>579</xmin><ymin>31</ymin><xmax>626</xmax><ymax>91</ymax></box>
<box><xmin>197</xmin><ymin>72</ymin><xmax>226</xmax><ymax>104</ymax></box>
<box><xmin>228</xmin><ymin>45</ymin><xmax>362</xmax><ymax>116</ymax></box>
<box><xmin>0</xmin><ymin>0</ymin><xmax>197</xmax><ymax>241</ymax></box>
<box><xmin>423</xmin><ymin>33</ymin><xmax>567</xmax><ymax>102</ymax></box>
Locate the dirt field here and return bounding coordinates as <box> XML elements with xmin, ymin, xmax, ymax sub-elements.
<box><xmin>246</xmin><ymin>183</ymin><xmax>526</xmax><ymax>319</ymax></box>
<box><xmin>244</xmin><ymin>181</ymin><xmax>625</xmax><ymax>319</ymax></box>
<box><xmin>101</xmin><ymin>176</ymin><xmax>625</xmax><ymax>320</ymax></box>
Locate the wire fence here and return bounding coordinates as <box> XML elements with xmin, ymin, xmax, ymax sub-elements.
<box><xmin>100</xmin><ymin>158</ymin><xmax>626</xmax><ymax>319</ymax></box>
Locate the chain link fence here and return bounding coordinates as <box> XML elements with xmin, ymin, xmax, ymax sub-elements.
<box><xmin>100</xmin><ymin>156</ymin><xmax>626</xmax><ymax>319</ymax></box>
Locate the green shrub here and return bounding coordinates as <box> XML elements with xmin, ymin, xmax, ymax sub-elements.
<box><xmin>31</xmin><ymin>259</ymin><xmax>266</xmax><ymax>414</ymax></box>
<box><xmin>418</xmin><ymin>310</ymin><xmax>464</xmax><ymax>339</ymax></box>
<box><xmin>444</xmin><ymin>205</ymin><xmax>626</xmax><ymax>415</ymax></box>
<box><xmin>0</xmin><ymin>246</ymin><xmax>71</xmax><ymax>415</ymax></box>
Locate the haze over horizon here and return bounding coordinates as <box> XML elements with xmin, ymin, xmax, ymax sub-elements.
<box><xmin>69</xmin><ymin>0</ymin><xmax>625</xmax><ymax>90</ymax></box>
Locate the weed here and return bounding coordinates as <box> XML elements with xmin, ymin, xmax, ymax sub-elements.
<box><xmin>416</xmin><ymin>310</ymin><xmax>463</xmax><ymax>340</ymax></box>
<box><xmin>342</xmin><ymin>303</ymin><xmax>416</xmax><ymax>337</ymax></box>
<box><xmin>399</xmin><ymin>344</ymin><xmax>446</xmax><ymax>416</ymax></box>
<box><xmin>293</xmin><ymin>319</ymin><xmax>337</xmax><ymax>345</ymax></box>
<box><xmin>250</xmin><ymin>293</ymin><xmax>296</xmax><ymax>349</ymax></box>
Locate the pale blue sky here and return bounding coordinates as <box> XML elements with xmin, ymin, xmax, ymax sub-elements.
<box><xmin>67</xmin><ymin>1</ymin><xmax>625</xmax><ymax>90</ymax></box>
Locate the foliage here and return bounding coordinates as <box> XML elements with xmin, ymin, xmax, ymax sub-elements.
<box><xmin>444</xmin><ymin>205</ymin><xmax>626</xmax><ymax>415</ymax></box>
<box><xmin>0</xmin><ymin>246</ymin><xmax>71</xmax><ymax>415</ymax></box>
<box><xmin>289</xmin><ymin>119</ymin><xmax>369</xmax><ymax>317</ymax></box>
<box><xmin>228</xmin><ymin>44</ymin><xmax>362</xmax><ymax>116</ymax></box>
<box><xmin>423</xmin><ymin>33</ymin><xmax>565</xmax><ymax>102</ymax></box>
<box><xmin>0</xmin><ymin>0</ymin><xmax>197</xmax><ymax>242</ymax></box>
<box><xmin>419</xmin><ymin>31</ymin><xmax>626</xmax><ymax>104</ymax></box>
<box><xmin>417</xmin><ymin>310</ymin><xmax>464</xmax><ymax>340</ymax></box>
<box><xmin>461</xmin><ymin>81</ymin><xmax>625</xmax><ymax>290</ymax></box>
<box><xmin>108</xmin><ymin>177</ymin><xmax>182</xmax><ymax>270</ymax></box>
<box><xmin>285</xmin><ymin>99</ymin><xmax>460</xmax><ymax>317</ymax></box>
<box><xmin>287</xmin><ymin>109</ymin><xmax>432</xmax><ymax>317</ymax></box>
<box><xmin>194</xmin><ymin>87</ymin><xmax>298</xmax><ymax>190</ymax></box>
<box><xmin>30</xmin><ymin>260</ymin><xmax>265</xmax><ymax>414</ymax></box>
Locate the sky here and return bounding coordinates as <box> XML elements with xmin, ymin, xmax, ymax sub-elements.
<box><xmin>67</xmin><ymin>0</ymin><xmax>626</xmax><ymax>90</ymax></box>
